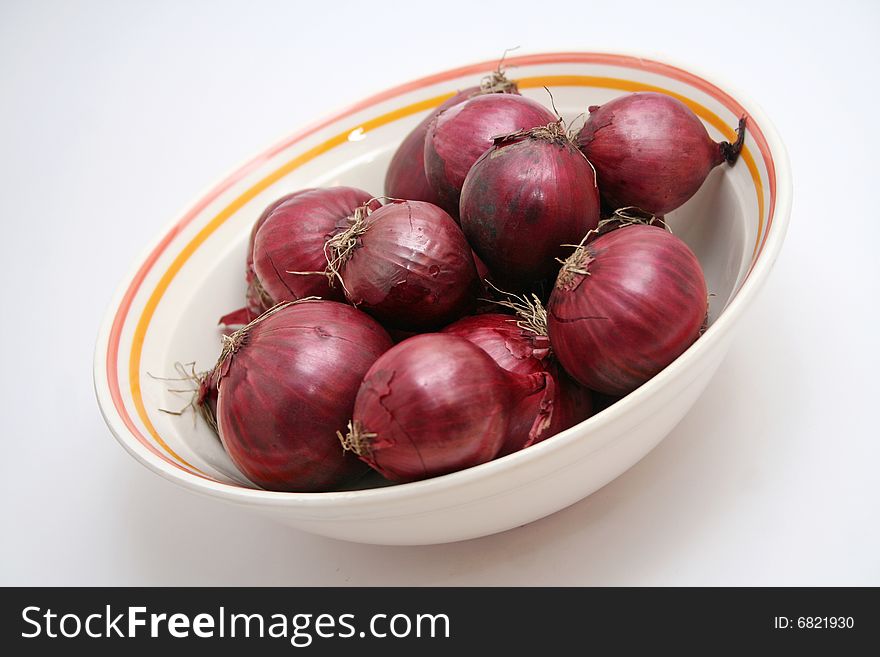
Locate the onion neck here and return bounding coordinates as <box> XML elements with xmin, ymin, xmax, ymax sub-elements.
<box><xmin>557</xmin><ymin>245</ymin><xmax>593</xmax><ymax>290</ymax></box>
<box><xmin>215</xmin><ymin>299</ymin><xmax>317</xmax><ymax>375</ymax></box>
<box><xmin>247</xmin><ymin>274</ymin><xmax>274</xmax><ymax>312</ymax></box>
<box><xmin>339</xmin><ymin>420</ymin><xmax>376</xmax><ymax>457</ymax></box>
<box><xmin>512</xmin><ymin>294</ymin><xmax>549</xmax><ymax>340</ymax></box>
<box><xmin>526</xmin><ymin>121</ymin><xmax>569</xmax><ymax>145</ymax></box>
<box><xmin>478</xmin><ymin>69</ymin><xmax>518</xmax><ymax>95</ymax></box>
<box><xmin>718</xmin><ymin>115</ymin><xmax>748</xmax><ymax>166</ymax></box>
<box><xmin>484</xmin><ymin>283</ymin><xmax>551</xmax><ymax>347</ymax></box>
<box><xmin>493</xmin><ymin>120</ymin><xmax>573</xmax><ymax>149</ymax></box>
<box><xmin>196</xmin><ymin>373</ymin><xmax>219</xmax><ymax>433</ymax></box>
<box><xmin>323</xmin><ymin>203</ymin><xmax>374</xmax><ymax>290</ymax></box>
<box><xmin>605</xmin><ymin>207</ymin><xmax>669</xmax><ymax>231</ymax></box>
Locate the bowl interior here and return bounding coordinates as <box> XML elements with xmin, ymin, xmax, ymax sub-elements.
<box><xmin>100</xmin><ymin>53</ymin><xmax>777</xmax><ymax>491</ymax></box>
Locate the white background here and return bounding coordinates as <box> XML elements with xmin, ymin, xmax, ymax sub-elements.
<box><xmin>1</xmin><ymin>0</ymin><xmax>878</xmax><ymax>585</ymax></box>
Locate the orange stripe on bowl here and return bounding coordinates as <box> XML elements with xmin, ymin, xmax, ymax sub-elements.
<box><xmin>106</xmin><ymin>163</ymin><xmax>267</xmax><ymax>475</ymax></box>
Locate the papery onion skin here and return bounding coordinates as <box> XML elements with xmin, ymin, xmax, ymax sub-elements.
<box><xmin>548</xmin><ymin>225</ymin><xmax>708</xmax><ymax>396</ymax></box>
<box><xmin>441</xmin><ymin>314</ymin><xmax>550</xmax><ymax>373</ymax></box>
<box><xmin>218</xmin><ymin>189</ymin><xmax>315</xmax><ymax>326</ymax></box>
<box><xmin>252</xmin><ymin>187</ymin><xmax>377</xmax><ymax>305</ymax></box>
<box><xmin>546</xmin><ymin>364</ymin><xmax>594</xmax><ymax>436</ymax></box>
<box><xmin>384</xmin><ymin>88</ymin><xmax>478</xmax><ymax>205</ymax></box>
<box><xmin>245</xmin><ymin>189</ymin><xmax>315</xmax><ymax>317</ymax></box>
<box><xmin>345</xmin><ymin>334</ymin><xmax>552</xmax><ymax>482</ymax></box>
<box><xmin>196</xmin><ymin>371</ymin><xmax>219</xmax><ymax>433</ymax></box>
<box><xmin>576</xmin><ymin>92</ymin><xmax>745</xmax><ymax>216</ymax></box>
<box><xmin>218</xmin><ymin>306</ymin><xmax>256</xmax><ymax>328</ymax></box>
<box><xmin>337</xmin><ymin>200</ymin><xmax>479</xmax><ymax>330</ymax></box>
<box><xmin>442</xmin><ymin>313</ymin><xmax>591</xmax><ymax>452</ymax></box>
<box><xmin>424</xmin><ymin>94</ymin><xmax>557</xmax><ymax>217</ymax></box>
<box><xmin>214</xmin><ymin>301</ymin><xmax>393</xmax><ymax>492</ymax></box>
<box><xmin>460</xmin><ymin>127</ymin><xmax>601</xmax><ymax>287</ymax></box>
<box><xmin>385</xmin><ymin>72</ymin><xmax>521</xmax><ymax>205</ymax></box>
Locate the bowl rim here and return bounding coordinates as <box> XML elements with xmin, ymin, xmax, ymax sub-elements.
<box><xmin>94</xmin><ymin>48</ymin><xmax>792</xmax><ymax>508</ymax></box>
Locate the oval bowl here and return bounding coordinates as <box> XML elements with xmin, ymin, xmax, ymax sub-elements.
<box><xmin>94</xmin><ymin>51</ymin><xmax>791</xmax><ymax>545</ymax></box>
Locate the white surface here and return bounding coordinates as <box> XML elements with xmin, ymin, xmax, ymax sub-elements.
<box><xmin>1</xmin><ymin>0</ymin><xmax>877</xmax><ymax>584</ymax></box>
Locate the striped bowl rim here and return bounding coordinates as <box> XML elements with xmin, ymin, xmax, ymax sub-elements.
<box><xmin>94</xmin><ymin>50</ymin><xmax>792</xmax><ymax>505</ymax></box>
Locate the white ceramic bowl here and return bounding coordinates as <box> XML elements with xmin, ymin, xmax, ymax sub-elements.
<box><xmin>94</xmin><ymin>51</ymin><xmax>791</xmax><ymax>545</ymax></box>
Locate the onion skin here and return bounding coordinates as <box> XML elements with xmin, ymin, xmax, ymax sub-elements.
<box><xmin>196</xmin><ymin>371</ymin><xmax>219</xmax><ymax>433</ymax></box>
<box><xmin>337</xmin><ymin>200</ymin><xmax>479</xmax><ymax>330</ymax></box>
<box><xmin>576</xmin><ymin>93</ymin><xmax>745</xmax><ymax>216</ymax></box>
<box><xmin>548</xmin><ymin>225</ymin><xmax>708</xmax><ymax>396</ymax></box>
<box><xmin>345</xmin><ymin>334</ymin><xmax>552</xmax><ymax>482</ymax></box>
<box><xmin>384</xmin><ymin>88</ymin><xmax>478</xmax><ymax>205</ymax></box>
<box><xmin>442</xmin><ymin>313</ymin><xmax>591</xmax><ymax>453</ymax></box>
<box><xmin>424</xmin><ymin>94</ymin><xmax>557</xmax><ymax>217</ymax></box>
<box><xmin>218</xmin><ymin>306</ymin><xmax>255</xmax><ymax>328</ymax></box>
<box><xmin>245</xmin><ymin>189</ymin><xmax>315</xmax><ymax>317</ymax></box>
<box><xmin>214</xmin><ymin>301</ymin><xmax>393</xmax><ymax>492</ymax></box>
<box><xmin>218</xmin><ymin>189</ymin><xmax>315</xmax><ymax>326</ymax></box>
<box><xmin>472</xmin><ymin>249</ymin><xmax>492</xmax><ymax>282</ymax></box>
<box><xmin>547</xmin><ymin>363</ymin><xmax>594</xmax><ymax>436</ymax></box>
<box><xmin>252</xmin><ymin>187</ymin><xmax>377</xmax><ymax>305</ymax></box>
<box><xmin>460</xmin><ymin>127</ymin><xmax>601</xmax><ymax>286</ymax></box>
<box><xmin>442</xmin><ymin>313</ymin><xmax>551</xmax><ymax>372</ymax></box>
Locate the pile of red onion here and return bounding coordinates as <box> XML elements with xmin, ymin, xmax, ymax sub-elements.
<box><xmin>184</xmin><ymin>66</ymin><xmax>745</xmax><ymax>492</ymax></box>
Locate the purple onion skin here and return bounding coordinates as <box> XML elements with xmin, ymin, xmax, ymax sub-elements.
<box><xmin>576</xmin><ymin>92</ymin><xmax>728</xmax><ymax>216</ymax></box>
<box><xmin>217</xmin><ymin>306</ymin><xmax>254</xmax><ymax>328</ymax></box>
<box><xmin>460</xmin><ymin>134</ymin><xmax>601</xmax><ymax>287</ymax></box>
<box><xmin>196</xmin><ymin>370</ymin><xmax>219</xmax><ymax>432</ymax></box>
<box><xmin>548</xmin><ymin>225</ymin><xmax>708</xmax><ymax>396</ymax></box>
<box><xmin>440</xmin><ymin>314</ymin><xmax>549</xmax><ymax>371</ymax></box>
<box><xmin>341</xmin><ymin>200</ymin><xmax>479</xmax><ymax>331</ymax></box>
<box><xmin>442</xmin><ymin>314</ymin><xmax>591</xmax><ymax>453</ymax></box>
<box><xmin>215</xmin><ymin>301</ymin><xmax>393</xmax><ymax>492</ymax></box>
<box><xmin>384</xmin><ymin>88</ymin><xmax>479</xmax><ymax>205</ymax></box>
<box><xmin>252</xmin><ymin>187</ymin><xmax>377</xmax><ymax>305</ymax></box>
<box><xmin>217</xmin><ymin>189</ymin><xmax>315</xmax><ymax>326</ymax></box>
<box><xmin>547</xmin><ymin>363</ymin><xmax>593</xmax><ymax>437</ymax></box>
<box><xmin>244</xmin><ymin>189</ymin><xmax>315</xmax><ymax>316</ymax></box>
<box><xmin>350</xmin><ymin>334</ymin><xmax>551</xmax><ymax>482</ymax></box>
<box><xmin>424</xmin><ymin>95</ymin><xmax>557</xmax><ymax>217</ymax></box>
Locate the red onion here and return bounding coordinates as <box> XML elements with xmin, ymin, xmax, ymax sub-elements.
<box><xmin>245</xmin><ymin>190</ymin><xmax>315</xmax><ymax>315</ymax></box>
<box><xmin>442</xmin><ymin>313</ymin><xmax>550</xmax><ymax>371</ymax></box>
<box><xmin>340</xmin><ymin>334</ymin><xmax>553</xmax><ymax>482</ymax></box>
<box><xmin>385</xmin><ymin>70</ymin><xmax>519</xmax><ymax>205</ymax></box>
<box><xmin>327</xmin><ymin>200</ymin><xmax>478</xmax><ymax>330</ymax></box>
<box><xmin>159</xmin><ymin>362</ymin><xmax>220</xmax><ymax>435</ymax></box>
<box><xmin>196</xmin><ymin>370</ymin><xmax>219</xmax><ymax>432</ymax></box>
<box><xmin>424</xmin><ymin>94</ymin><xmax>557</xmax><ymax>216</ymax></box>
<box><xmin>384</xmin><ymin>89</ymin><xmax>476</xmax><ymax>206</ymax></box>
<box><xmin>217</xmin><ymin>189</ymin><xmax>315</xmax><ymax>327</ymax></box>
<box><xmin>460</xmin><ymin>123</ymin><xmax>601</xmax><ymax>286</ymax></box>
<box><xmin>548</xmin><ymin>224</ymin><xmax>708</xmax><ymax>396</ymax></box>
<box><xmin>213</xmin><ymin>300</ymin><xmax>393</xmax><ymax>492</ymax></box>
<box><xmin>442</xmin><ymin>310</ymin><xmax>592</xmax><ymax>454</ymax></box>
<box><xmin>576</xmin><ymin>92</ymin><xmax>746</xmax><ymax>215</ymax></box>
<box><xmin>251</xmin><ymin>187</ymin><xmax>378</xmax><ymax>306</ymax></box>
